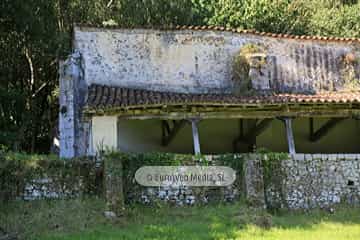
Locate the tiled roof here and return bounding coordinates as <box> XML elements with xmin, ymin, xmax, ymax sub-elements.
<box><xmin>75</xmin><ymin>24</ymin><xmax>360</xmax><ymax>44</ymax></box>
<box><xmin>85</xmin><ymin>84</ymin><xmax>360</xmax><ymax>111</ymax></box>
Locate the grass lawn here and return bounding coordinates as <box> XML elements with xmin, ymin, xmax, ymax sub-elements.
<box><xmin>1</xmin><ymin>198</ymin><xmax>360</xmax><ymax>240</ymax></box>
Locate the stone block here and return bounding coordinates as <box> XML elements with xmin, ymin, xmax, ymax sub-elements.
<box><xmin>321</xmin><ymin>154</ymin><xmax>328</xmax><ymax>161</ymax></box>
<box><xmin>345</xmin><ymin>154</ymin><xmax>357</xmax><ymax>160</ymax></box>
<box><xmin>305</xmin><ymin>154</ymin><xmax>313</xmax><ymax>161</ymax></box>
<box><xmin>293</xmin><ymin>154</ymin><xmax>305</xmax><ymax>161</ymax></box>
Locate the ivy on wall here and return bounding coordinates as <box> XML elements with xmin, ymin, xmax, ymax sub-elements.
<box><xmin>1</xmin><ymin>150</ymin><xmax>290</xmax><ymax>212</ymax></box>
<box><xmin>257</xmin><ymin>149</ymin><xmax>289</xmax><ymax>210</ymax></box>
<box><xmin>0</xmin><ymin>152</ymin><xmax>100</xmax><ymax>202</ymax></box>
<box><xmin>103</xmin><ymin>151</ymin><xmax>251</xmax><ymax>207</ymax></box>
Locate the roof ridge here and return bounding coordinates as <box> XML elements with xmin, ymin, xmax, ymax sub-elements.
<box><xmin>88</xmin><ymin>84</ymin><xmax>360</xmax><ymax>96</ymax></box>
<box><xmin>74</xmin><ymin>24</ymin><xmax>360</xmax><ymax>43</ymax></box>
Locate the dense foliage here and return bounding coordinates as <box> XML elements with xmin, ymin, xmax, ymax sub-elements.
<box><xmin>1</xmin><ymin>0</ymin><xmax>360</xmax><ymax>153</ymax></box>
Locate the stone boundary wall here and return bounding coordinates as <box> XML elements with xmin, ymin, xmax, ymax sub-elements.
<box><xmin>0</xmin><ymin>157</ymin><xmax>101</xmax><ymax>202</ymax></box>
<box><xmin>119</xmin><ymin>154</ymin><xmax>245</xmax><ymax>207</ymax></box>
<box><xmin>267</xmin><ymin>154</ymin><xmax>360</xmax><ymax>209</ymax></box>
<box><xmin>22</xmin><ymin>174</ymin><xmax>101</xmax><ymax>201</ymax></box>
<box><xmin>6</xmin><ymin>153</ymin><xmax>359</xmax><ymax>211</ymax></box>
<box><xmin>105</xmin><ymin>153</ymin><xmax>360</xmax><ymax>210</ymax></box>
<box><xmin>118</xmin><ymin>153</ymin><xmax>360</xmax><ymax>209</ymax></box>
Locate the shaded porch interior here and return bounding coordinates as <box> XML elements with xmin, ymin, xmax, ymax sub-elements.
<box><xmin>108</xmin><ymin>117</ymin><xmax>360</xmax><ymax>154</ymax></box>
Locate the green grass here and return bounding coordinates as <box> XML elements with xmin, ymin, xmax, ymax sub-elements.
<box><xmin>1</xmin><ymin>198</ymin><xmax>360</xmax><ymax>240</ymax></box>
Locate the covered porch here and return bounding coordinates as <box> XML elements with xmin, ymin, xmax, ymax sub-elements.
<box><xmin>85</xmin><ymin>85</ymin><xmax>360</xmax><ymax>155</ymax></box>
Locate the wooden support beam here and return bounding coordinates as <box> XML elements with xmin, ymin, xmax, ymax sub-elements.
<box><xmin>245</xmin><ymin>118</ymin><xmax>273</xmax><ymax>140</ymax></box>
<box><xmin>239</xmin><ymin>119</ymin><xmax>244</xmax><ymax>139</ymax></box>
<box><xmin>283</xmin><ymin>118</ymin><xmax>296</xmax><ymax>155</ymax></box>
<box><xmin>191</xmin><ymin>119</ymin><xmax>201</xmax><ymax>154</ymax></box>
<box><xmin>161</xmin><ymin>120</ymin><xmax>187</xmax><ymax>146</ymax></box>
<box><xmin>233</xmin><ymin>119</ymin><xmax>245</xmax><ymax>152</ymax></box>
<box><xmin>113</xmin><ymin>108</ymin><xmax>360</xmax><ymax>120</ymax></box>
<box><xmin>233</xmin><ymin>119</ymin><xmax>273</xmax><ymax>145</ymax></box>
<box><xmin>309</xmin><ymin>118</ymin><xmax>314</xmax><ymax>136</ymax></box>
<box><xmin>309</xmin><ymin>118</ymin><xmax>345</xmax><ymax>142</ymax></box>
<box><xmin>247</xmin><ymin>120</ymin><xmax>257</xmax><ymax>152</ymax></box>
<box><xmin>162</xmin><ymin>120</ymin><xmax>170</xmax><ymax>136</ymax></box>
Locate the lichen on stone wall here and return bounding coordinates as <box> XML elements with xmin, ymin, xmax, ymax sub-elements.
<box><xmin>6</xmin><ymin>151</ymin><xmax>360</xmax><ymax>211</ymax></box>
<box><xmin>340</xmin><ymin>53</ymin><xmax>360</xmax><ymax>91</ymax></box>
<box><xmin>266</xmin><ymin>154</ymin><xmax>360</xmax><ymax>210</ymax></box>
<box><xmin>59</xmin><ymin>50</ymin><xmax>89</xmax><ymax>158</ymax></box>
<box><xmin>244</xmin><ymin>154</ymin><xmax>266</xmax><ymax>208</ymax></box>
<box><xmin>0</xmin><ymin>153</ymin><xmax>100</xmax><ymax>202</ymax></box>
<box><xmin>232</xmin><ymin>43</ymin><xmax>269</xmax><ymax>95</ymax></box>
<box><xmin>260</xmin><ymin>152</ymin><xmax>290</xmax><ymax>210</ymax></box>
<box><xmin>103</xmin><ymin>152</ymin><xmax>245</xmax><ymax>207</ymax></box>
<box><xmin>103</xmin><ymin>151</ymin><xmax>125</xmax><ymax>215</ymax></box>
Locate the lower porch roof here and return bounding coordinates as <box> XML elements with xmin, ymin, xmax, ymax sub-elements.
<box><xmin>83</xmin><ymin>84</ymin><xmax>360</xmax><ymax>119</ymax></box>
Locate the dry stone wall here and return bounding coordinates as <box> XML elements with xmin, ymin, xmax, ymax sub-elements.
<box><xmin>274</xmin><ymin>154</ymin><xmax>360</xmax><ymax>209</ymax></box>
<box><xmin>0</xmin><ymin>157</ymin><xmax>101</xmax><ymax>202</ymax></box>
<box><xmin>120</xmin><ymin>154</ymin><xmax>245</xmax><ymax>206</ymax></box>
<box><xmin>122</xmin><ymin>153</ymin><xmax>360</xmax><ymax>209</ymax></box>
<box><xmin>105</xmin><ymin>153</ymin><xmax>360</xmax><ymax>209</ymax></box>
<box><xmin>268</xmin><ymin>154</ymin><xmax>360</xmax><ymax>209</ymax></box>
<box><xmin>8</xmin><ymin>153</ymin><xmax>360</xmax><ymax>210</ymax></box>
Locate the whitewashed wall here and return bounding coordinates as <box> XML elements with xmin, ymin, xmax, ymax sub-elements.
<box><xmin>59</xmin><ymin>27</ymin><xmax>360</xmax><ymax>157</ymax></box>
<box><xmin>74</xmin><ymin>27</ymin><xmax>360</xmax><ymax>94</ymax></box>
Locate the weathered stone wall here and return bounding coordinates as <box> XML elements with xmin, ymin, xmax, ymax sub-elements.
<box><xmin>74</xmin><ymin>27</ymin><xmax>360</xmax><ymax>94</ymax></box>
<box><xmin>6</xmin><ymin>153</ymin><xmax>360</xmax><ymax>210</ymax></box>
<box><xmin>266</xmin><ymin>154</ymin><xmax>360</xmax><ymax>209</ymax></box>
<box><xmin>119</xmin><ymin>154</ymin><xmax>245</xmax><ymax>206</ymax></box>
<box><xmin>23</xmin><ymin>177</ymin><xmax>85</xmax><ymax>200</ymax></box>
<box><xmin>244</xmin><ymin>155</ymin><xmax>265</xmax><ymax>208</ymax></box>
<box><xmin>60</xmin><ymin>27</ymin><xmax>360</xmax><ymax>157</ymax></box>
<box><xmin>112</xmin><ymin>153</ymin><xmax>360</xmax><ymax>209</ymax></box>
<box><xmin>0</xmin><ymin>157</ymin><xmax>101</xmax><ymax>202</ymax></box>
<box><xmin>59</xmin><ymin>51</ymin><xmax>91</xmax><ymax>158</ymax></box>
<box><xmin>59</xmin><ymin>53</ymin><xmax>78</xmax><ymax>158</ymax></box>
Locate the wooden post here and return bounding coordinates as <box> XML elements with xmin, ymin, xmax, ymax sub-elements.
<box><xmin>284</xmin><ymin>118</ymin><xmax>296</xmax><ymax>155</ymax></box>
<box><xmin>191</xmin><ymin>119</ymin><xmax>201</xmax><ymax>154</ymax></box>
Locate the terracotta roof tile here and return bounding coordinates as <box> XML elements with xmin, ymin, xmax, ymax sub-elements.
<box><xmin>85</xmin><ymin>84</ymin><xmax>360</xmax><ymax>111</ymax></box>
